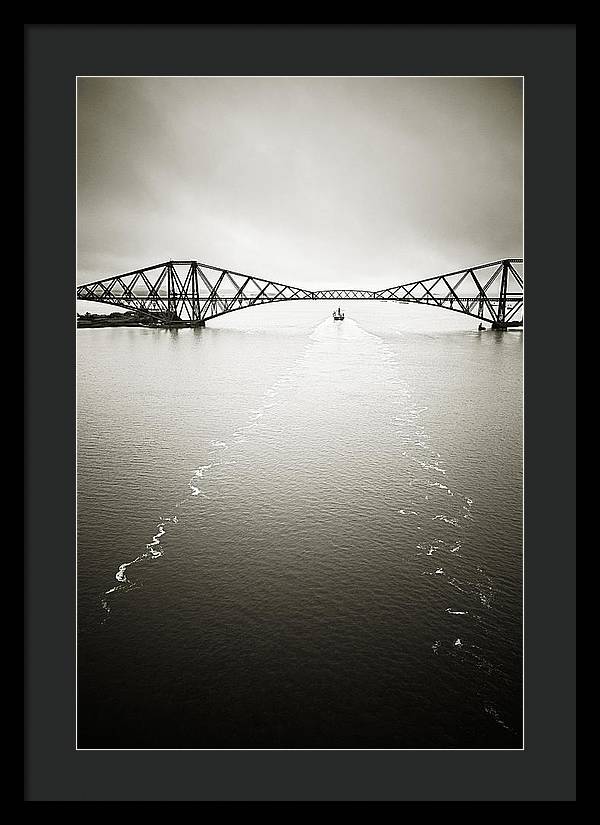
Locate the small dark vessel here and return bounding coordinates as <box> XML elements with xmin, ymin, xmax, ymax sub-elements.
<box><xmin>333</xmin><ymin>307</ymin><xmax>345</xmax><ymax>321</ymax></box>
<box><xmin>478</xmin><ymin>323</ymin><xmax>485</xmax><ymax>331</ymax></box>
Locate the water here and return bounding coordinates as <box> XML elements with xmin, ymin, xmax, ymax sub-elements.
<box><xmin>77</xmin><ymin>301</ymin><xmax>523</xmax><ymax>749</ymax></box>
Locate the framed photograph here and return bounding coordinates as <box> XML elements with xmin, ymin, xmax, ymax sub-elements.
<box><xmin>25</xmin><ymin>24</ymin><xmax>576</xmax><ymax>802</ymax></box>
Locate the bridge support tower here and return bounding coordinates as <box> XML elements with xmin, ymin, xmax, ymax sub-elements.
<box><xmin>491</xmin><ymin>261</ymin><xmax>510</xmax><ymax>329</ymax></box>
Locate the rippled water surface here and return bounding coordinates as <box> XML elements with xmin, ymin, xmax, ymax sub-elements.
<box><xmin>77</xmin><ymin>302</ymin><xmax>523</xmax><ymax>748</ymax></box>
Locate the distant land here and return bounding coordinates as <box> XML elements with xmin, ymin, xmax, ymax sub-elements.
<box><xmin>77</xmin><ymin>310</ymin><xmax>160</xmax><ymax>328</ymax></box>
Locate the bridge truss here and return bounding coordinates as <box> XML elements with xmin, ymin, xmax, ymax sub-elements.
<box><xmin>76</xmin><ymin>258</ymin><xmax>523</xmax><ymax>329</ymax></box>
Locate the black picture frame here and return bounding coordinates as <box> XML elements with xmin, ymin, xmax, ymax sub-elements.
<box><xmin>25</xmin><ymin>23</ymin><xmax>576</xmax><ymax>801</ymax></box>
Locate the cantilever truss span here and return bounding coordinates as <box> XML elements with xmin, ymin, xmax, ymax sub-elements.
<box><xmin>76</xmin><ymin>258</ymin><xmax>523</xmax><ymax>328</ymax></box>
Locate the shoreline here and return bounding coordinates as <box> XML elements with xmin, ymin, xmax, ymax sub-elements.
<box><xmin>77</xmin><ymin>312</ymin><xmax>205</xmax><ymax>329</ymax></box>
<box><xmin>77</xmin><ymin>311</ymin><xmax>159</xmax><ymax>329</ymax></box>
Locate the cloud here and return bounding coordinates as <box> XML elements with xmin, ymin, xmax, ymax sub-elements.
<box><xmin>77</xmin><ymin>77</ymin><xmax>522</xmax><ymax>289</ymax></box>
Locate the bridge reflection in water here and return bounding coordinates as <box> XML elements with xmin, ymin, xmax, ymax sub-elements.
<box><xmin>76</xmin><ymin>258</ymin><xmax>523</xmax><ymax>330</ymax></box>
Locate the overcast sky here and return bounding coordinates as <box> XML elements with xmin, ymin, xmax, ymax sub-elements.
<box><xmin>77</xmin><ymin>77</ymin><xmax>522</xmax><ymax>290</ymax></box>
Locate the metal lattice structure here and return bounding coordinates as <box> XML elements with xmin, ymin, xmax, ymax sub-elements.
<box><xmin>375</xmin><ymin>259</ymin><xmax>523</xmax><ymax>328</ymax></box>
<box><xmin>77</xmin><ymin>258</ymin><xmax>523</xmax><ymax>329</ymax></box>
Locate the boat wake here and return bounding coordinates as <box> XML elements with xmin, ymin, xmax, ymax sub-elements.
<box><xmin>99</xmin><ymin>329</ymin><xmax>318</xmax><ymax>622</ymax></box>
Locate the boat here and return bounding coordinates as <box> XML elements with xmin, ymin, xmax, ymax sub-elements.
<box><xmin>333</xmin><ymin>307</ymin><xmax>345</xmax><ymax>321</ymax></box>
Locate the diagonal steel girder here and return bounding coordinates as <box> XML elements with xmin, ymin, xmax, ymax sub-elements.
<box><xmin>76</xmin><ymin>258</ymin><xmax>523</xmax><ymax>326</ymax></box>
<box><xmin>374</xmin><ymin>259</ymin><xmax>524</xmax><ymax>324</ymax></box>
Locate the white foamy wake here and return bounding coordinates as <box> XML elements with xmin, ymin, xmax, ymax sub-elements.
<box><xmin>376</xmin><ymin>325</ymin><xmax>492</xmax><ymax>657</ymax></box>
<box><xmin>99</xmin><ymin>331</ymin><xmax>317</xmax><ymax>623</ymax></box>
<box><xmin>484</xmin><ymin>704</ymin><xmax>515</xmax><ymax>733</ymax></box>
<box><xmin>100</xmin><ymin>517</ymin><xmax>170</xmax><ymax>622</ymax></box>
<box><xmin>416</xmin><ymin>538</ymin><xmax>446</xmax><ymax>557</ymax></box>
<box><xmin>432</xmin><ymin>514</ymin><xmax>460</xmax><ymax>527</ymax></box>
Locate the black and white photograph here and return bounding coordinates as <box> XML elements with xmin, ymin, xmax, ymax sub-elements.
<box><xmin>75</xmin><ymin>74</ymin><xmax>525</xmax><ymax>751</ymax></box>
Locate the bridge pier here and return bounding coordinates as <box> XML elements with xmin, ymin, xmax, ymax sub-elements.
<box><xmin>165</xmin><ymin>319</ymin><xmax>205</xmax><ymax>328</ymax></box>
<box><xmin>491</xmin><ymin>321</ymin><xmax>523</xmax><ymax>330</ymax></box>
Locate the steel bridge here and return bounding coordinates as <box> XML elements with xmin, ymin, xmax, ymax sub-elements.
<box><xmin>77</xmin><ymin>258</ymin><xmax>524</xmax><ymax>330</ymax></box>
